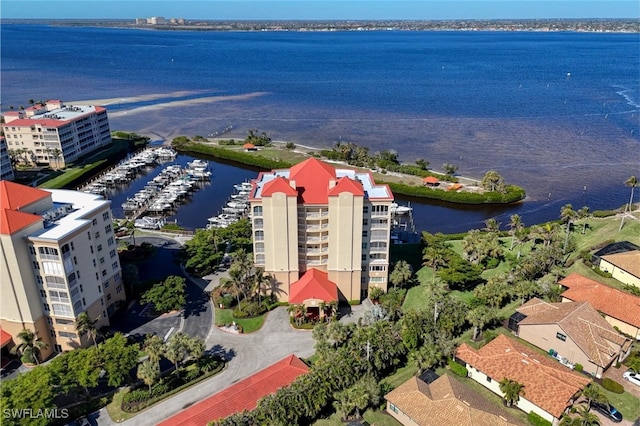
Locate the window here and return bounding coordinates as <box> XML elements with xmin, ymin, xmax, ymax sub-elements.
<box><xmin>38</xmin><ymin>247</ymin><xmax>59</xmax><ymax>256</ymax></box>
<box><xmin>94</xmin><ymin>231</ymin><xmax>100</xmax><ymax>239</ymax></box>
<box><xmin>114</xmin><ymin>272</ymin><xmax>121</xmax><ymax>282</ymax></box>
<box><xmin>36</xmin><ymin>275</ymin><xmax>43</xmax><ymax>284</ymax></box>
<box><xmin>362</xmin><ymin>219</ymin><xmax>368</xmax><ymax>226</ymax></box>
<box><xmin>112</xmin><ymin>261</ymin><xmax>119</xmax><ymax>270</ymax></box>
<box><xmin>486</xmin><ymin>376</ymin><xmax>492</xmax><ymax>383</ymax></box>
<box><xmin>103</xmin><ymin>280</ymin><xmax>110</xmax><ymax>289</ymax></box>
<box><xmin>110</xmin><ymin>249</ymin><xmax>117</xmax><ymax>258</ymax></box>
<box><xmin>90</xmin><ymin>246</ymin><xmax>94</xmax><ymax>254</ymax></box>
<box><xmin>102</xmin><ymin>269</ymin><xmax>107</xmax><ymax>277</ymax></box>
<box><xmin>99</xmin><ymin>257</ymin><xmax>105</xmax><ymax>265</ymax></box>
<box><xmin>70</xmin><ymin>242</ymin><xmax>74</xmax><ymax>250</ymax></box>
<box><xmin>52</xmin><ymin>303</ymin><xmax>73</xmax><ymax>316</ymax></box>
<box><xmin>105</xmin><ymin>224</ymin><xmax>112</xmax><ymax>234</ymax></box>
<box><xmin>362</xmin><ymin>230</ymin><xmax>368</xmax><ymax>238</ymax></box>
<box><xmin>40</xmin><ymin>289</ymin><xmax>47</xmax><ymax>298</ymax></box>
<box><xmin>47</xmin><ymin>317</ymin><xmax>53</xmax><ymax>325</ymax></box>
<box><xmin>97</xmin><ymin>244</ymin><xmax>102</xmax><ymax>252</ymax></box>
<box><xmin>106</xmin><ymin>294</ymin><xmax>112</xmax><ymax>301</ymax></box>
<box><xmin>362</xmin><ymin>242</ymin><xmax>368</xmax><ymax>249</ymax></box>
<box><xmin>29</xmin><ymin>246</ymin><xmax>36</xmax><ymax>255</ymax></box>
<box><xmin>95</xmin><ymin>272</ymin><xmax>99</xmax><ymax>281</ymax></box>
<box><xmin>254</xmin><ymin>231</ymin><xmax>264</xmax><ymax>241</ymax></box>
<box><xmin>253</xmin><ymin>206</ymin><xmax>263</xmax><ymax>216</ymax></box>
<box><xmin>93</xmin><ymin>259</ymin><xmax>96</xmax><ymax>267</ymax></box>
<box><xmin>107</xmin><ymin>237</ymin><xmax>115</xmax><ymax>246</ymax></box>
<box><xmin>59</xmin><ymin>331</ymin><xmax>77</xmax><ymax>339</ymax></box>
<box><xmin>43</xmin><ymin>303</ymin><xmax>50</xmax><ymax>311</ymax></box>
<box><xmin>42</xmin><ymin>261</ymin><xmax>63</xmax><ymax>275</ymax></box>
<box><xmin>370</xmin><ymin>276</ymin><xmax>386</xmax><ymax>282</ymax></box>
<box><xmin>362</xmin><ymin>254</ymin><xmax>367</xmax><ymax>261</ymax></box>
<box><xmin>116</xmin><ymin>285</ymin><xmax>122</xmax><ymax>293</ymax></box>
<box><xmin>50</xmin><ymin>330</ymin><xmax>56</xmax><ymax>338</ymax></box>
<box><xmin>33</xmin><ymin>261</ymin><xmax>40</xmax><ymax>270</ymax></box>
<box><xmin>363</xmin><ymin>206</ymin><xmax>369</xmax><ymax>214</ymax></box>
<box><xmin>369</xmin><ymin>265</ymin><xmax>387</xmax><ymax>272</ymax></box>
<box><xmin>389</xmin><ymin>403</ymin><xmax>398</xmax><ymax>414</ymax></box>
<box><xmin>556</xmin><ymin>332</ymin><xmax>567</xmax><ymax>342</ymax></box>
<box><xmin>102</xmin><ymin>211</ymin><xmax>110</xmax><ymax>221</ymax></box>
<box><xmin>55</xmin><ymin>318</ymin><xmax>74</xmax><ymax>325</ymax></box>
<box><xmin>92</xmin><ymin>219</ymin><xmax>98</xmax><ymax>226</ymax></box>
<box><xmin>98</xmin><ymin>285</ymin><xmax>102</xmax><ymax>293</ymax></box>
<box><xmin>49</xmin><ymin>290</ymin><xmax>70</xmax><ymax>303</ymax></box>
<box><xmin>87</xmin><ymin>232</ymin><xmax>91</xmax><ymax>240</ymax></box>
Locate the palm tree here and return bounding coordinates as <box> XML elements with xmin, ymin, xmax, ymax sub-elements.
<box><xmin>577</xmin><ymin>206</ymin><xmax>590</xmax><ymax>234</ymax></box>
<box><xmin>581</xmin><ymin>384</ymin><xmax>608</xmax><ymax>411</ymax></box>
<box><xmin>508</xmin><ymin>214</ymin><xmax>524</xmax><ymax>251</ymax></box>
<box><xmin>137</xmin><ymin>360</ymin><xmax>160</xmax><ymax>392</ymax></box>
<box><xmin>51</xmin><ymin>148</ymin><xmax>63</xmax><ymax>170</ymax></box>
<box><xmin>10</xmin><ymin>329</ymin><xmax>48</xmax><ymax>365</ymax></box>
<box><xmin>389</xmin><ymin>260</ymin><xmax>412</xmax><ymax>289</ymax></box>
<box><xmin>483</xmin><ymin>218</ymin><xmax>501</xmax><ymax>233</ymax></box>
<box><xmin>143</xmin><ymin>334</ymin><xmax>165</xmax><ymax>364</ymax></box>
<box><xmin>422</xmin><ymin>246</ymin><xmax>447</xmax><ymax>283</ymax></box>
<box><xmin>560</xmin><ymin>204</ymin><xmax>577</xmax><ymax>254</ymax></box>
<box><xmin>75</xmin><ymin>312</ymin><xmax>99</xmax><ymax>347</ymax></box>
<box><xmin>575</xmin><ymin>405</ymin><xmax>601</xmax><ymax>426</ymax></box>
<box><xmin>466</xmin><ymin>305</ymin><xmax>495</xmax><ymax>341</ymax></box>
<box><xmin>498</xmin><ymin>378</ymin><xmax>525</xmax><ymax>407</ymax></box>
<box><xmin>619</xmin><ymin>175</ymin><xmax>638</xmax><ymax>232</ymax></box>
<box><xmin>125</xmin><ymin>220</ymin><xmax>136</xmax><ymax>245</ymax></box>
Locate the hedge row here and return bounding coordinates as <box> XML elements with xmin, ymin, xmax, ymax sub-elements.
<box><xmin>448</xmin><ymin>358</ymin><xmax>468</xmax><ymax>377</ymax></box>
<box><xmin>602</xmin><ymin>377</ymin><xmax>624</xmax><ymax>394</ymax></box>
<box><xmin>383</xmin><ymin>182</ymin><xmax>526</xmax><ymax>205</ymax></box>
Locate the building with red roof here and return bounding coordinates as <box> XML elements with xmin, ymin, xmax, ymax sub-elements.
<box><xmin>560</xmin><ymin>273</ymin><xmax>640</xmax><ymax>340</ymax></box>
<box><xmin>0</xmin><ymin>180</ymin><xmax>125</xmax><ymax>360</ymax></box>
<box><xmin>158</xmin><ymin>355</ymin><xmax>309</xmax><ymax>426</ymax></box>
<box><xmin>249</xmin><ymin>157</ymin><xmax>394</xmax><ymax>302</ymax></box>
<box><xmin>1</xmin><ymin>100</ymin><xmax>112</xmax><ymax>168</ymax></box>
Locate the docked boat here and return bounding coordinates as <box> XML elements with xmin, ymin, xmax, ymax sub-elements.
<box><xmin>134</xmin><ymin>216</ymin><xmax>165</xmax><ymax>230</ymax></box>
<box><xmin>390</xmin><ymin>202</ymin><xmax>412</xmax><ymax>215</ymax></box>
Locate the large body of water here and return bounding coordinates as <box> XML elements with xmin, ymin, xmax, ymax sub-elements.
<box><xmin>2</xmin><ymin>24</ymin><xmax>638</xmax><ymax>232</ymax></box>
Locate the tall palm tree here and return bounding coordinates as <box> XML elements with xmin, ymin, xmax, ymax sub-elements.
<box><xmin>423</xmin><ymin>246</ymin><xmax>447</xmax><ymax>283</ymax></box>
<box><xmin>137</xmin><ymin>360</ymin><xmax>160</xmax><ymax>392</ymax></box>
<box><xmin>577</xmin><ymin>206</ymin><xmax>590</xmax><ymax>234</ymax></box>
<box><xmin>581</xmin><ymin>384</ymin><xmax>608</xmax><ymax>411</ymax></box>
<box><xmin>75</xmin><ymin>312</ymin><xmax>99</xmax><ymax>347</ymax></box>
<box><xmin>508</xmin><ymin>214</ymin><xmax>524</xmax><ymax>251</ymax></box>
<box><xmin>575</xmin><ymin>405</ymin><xmax>601</xmax><ymax>426</ymax></box>
<box><xmin>143</xmin><ymin>334</ymin><xmax>165</xmax><ymax>364</ymax></box>
<box><xmin>466</xmin><ymin>305</ymin><xmax>495</xmax><ymax>341</ymax></box>
<box><xmin>619</xmin><ymin>175</ymin><xmax>638</xmax><ymax>232</ymax></box>
<box><xmin>560</xmin><ymin>204</ymin><xmax>577</xmax><ymax>253</ymax></box>
<box><xmin>389</xmin><ymin>260</ymin><xmax>412</xmax><ymax>289</ymax></box>
<box><xmin>498</xmin><ymin>378</ymin><xmax>525</xmax><ymax>407</ymax></box>
<box><xmin>10</xmin><ymin>329</ymin><xmax>48</xmax><ymax>365</ymax></box>
<box><xmin>483</xmin><ymin>218</ymin><xmax>501</xmax><ymax>233</ymax></box>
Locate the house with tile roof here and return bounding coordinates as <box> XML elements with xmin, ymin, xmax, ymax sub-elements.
<box><xmin>509</xmin><ymin>298</ymin><xmax>632</xmax><ymax>378</ymax></box>
<box><xmin>1</xmin><ymin>100</ymin><xmax>112</xmax><ymax>168</ymax></box>
<box><xmin>0</xmin><ymin>180</ymin><xmax>125</xmax><ymax>359</ymax></box>
<box><xmin>385</xmin><ymin>373</ymin><xmax>523</xmax><ymax>426</ymax></box>
<box><xmin>560</xmin><ymin>273</ymin><xmax>640</xmax><ymax>340</ymax></box>
<box><xmin>248</xmin><ymin>157</ymin><xmax>394</xmax><ymax>303</ymax></box>
<box><xmin>599</xmin><ymin>251</ymin><xmax>640</xmax><ymax>289</ymax></box>
<box><xmin>456</xmin><ymin>334</ymin><xmax>590</xmax><ymax>424</ymax></box>
<box><xmin>158</xmin><ymin>354</ymin><xmax>309</xmax><ymax>426</ymax></box>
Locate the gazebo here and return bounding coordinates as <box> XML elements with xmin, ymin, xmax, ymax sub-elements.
<box><xmin>423</xmin><ymin>176</ymin><xmax>439</xmax><ymax>186</ymax></box>
<box><xmin>289</xmin><ymin>268</ymin><xmax>338</xmax><ymax>323</ymax></box>
<box><xmin>243</xmin><ymin>143</ymin><xmax>257</xmax><ymax>151</ymax></box>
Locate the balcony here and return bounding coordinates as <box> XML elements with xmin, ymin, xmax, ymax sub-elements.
<box><xmin>306</xmin><ymin>248</ymin><xmax>329</xmax><ymax>255</ymax></box>
<box><xmin>39</xmin><ymin>254</ymin><xmax>60</xmax><ymax>261</ymax></box>
<box><xmin>304</xmin><ymin>211</ymin><xmax>329</xmax><ymax>219</ymax></box>
<box><xmin>305</xmin><ymin>235</ymin><xmax>329</xmax><ymax>242</ymax></box>
<box><xmin>305</xmin><ymin>223</ymin><xmax>329</xmax><ymax>231</ymax></box>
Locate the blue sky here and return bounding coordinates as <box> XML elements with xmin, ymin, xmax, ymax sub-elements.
<box><xmin>1</xmin><ymin>1</ymin><xmax>638</xmax><ymax>20</ymax></box>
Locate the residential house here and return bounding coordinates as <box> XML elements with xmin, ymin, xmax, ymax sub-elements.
<box><xmin>158</xmin><ymin>354</ymin><xmax>309</xmax><ymax>426</ymax></box>
<box><xmin>385</xmin><ymin>372</ymin><xmax>523</xmax><ymax>426</ymax></box>
<box><xmin>509</xmin><ymin>298</ymin><xmax>632</xmax><ymax>378</ymax></box>
<box><xmin>560</xmin><ymin>273</ymin><xmax>640</xmax><ymax>340</ymax></box>
<box><xmin>592</xmin><ymin>241</ymin><xmax>640</xmax><ymax>288</ymax></box>
<box><xmin>456</xmin><ymin>334</ymin><xmax>590</xmax><ymax>424</ymax></box>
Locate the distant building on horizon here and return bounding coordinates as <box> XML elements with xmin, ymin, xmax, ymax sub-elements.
<box><xmin>1</xmin><ymin>100</ymin><xmax>112</xmax><ymax>169</ymax></box>
<box><xmin>248</xmin><ymin>157</ymin><xmax>394</xmax><ymax>305</ymax></box>
<box><xmin>0</xmin><ymin>181</ymin><xmax>125</xmax><ymax>360</ymax></box>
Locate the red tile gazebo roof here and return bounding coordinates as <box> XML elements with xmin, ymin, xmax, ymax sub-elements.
<box><xmin>289</xmin><ymin>268</ymin><xmax>338</xmax><ymax>304</ymax></box>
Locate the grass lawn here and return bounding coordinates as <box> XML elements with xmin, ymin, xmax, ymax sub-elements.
<box><xmin>594</xmin><ymin>383</ymin><xmax>640</xmax><ymax>421</ymax></box>
<box><xmin>214</xmin><ymin>307</ymin><xmax>266</xmax><ymax>333</ymax></box>
<box><xmin>106</xmin><ymin>388</ymin><xmax>138</xmax><ymax>423</ymax></box>
<box><xmin>380</xmin><ymin>364</ymin><xmax>419</xmax><ymax>390</ymax></box>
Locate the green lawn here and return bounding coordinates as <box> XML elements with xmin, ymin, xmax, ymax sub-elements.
<box><xmin>313</xmin><ymin>409</ymin><xmax>402</xmax><ymax>426</ymax></box>
<box><xmin>594</xmin><ymin>383</ymin><xmax>640</xmax><ymax>421</ymax></box>
<box><xmin>380</xmin><ymin>364</ymin><xmax>419</xmax><ymax>390</ymax></box>
<box><xmin>214</xmin><ymin>307</ymin><xmax>266</xmax><ymax>333</ymax></box>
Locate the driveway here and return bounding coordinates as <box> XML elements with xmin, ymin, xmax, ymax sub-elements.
<box><xmin>98</xmin><ymin>306</ymin><xmax>315</xmax><ymax>425</ymax></box>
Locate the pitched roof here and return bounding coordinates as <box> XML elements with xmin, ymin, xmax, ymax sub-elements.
<box><xmin>385</xmin><ymin>374</ymin><xmax>523</xmax><ymax>426</ymax></box>
<box><xmin>261</xmin><ymin>176</ymin><xmax>297</xmax><ymax>197</ymax></box>
<box><xmin>289</xmin><ymin>268</ymin><xmax>338</xmax><ymax>304</ymax></box>
<box><xmin>158</xmin><ymin>355</ymin><xmax>309</xmax><ymax>426</ymax></box>
<box><xmin>4</xmin><ymin>118</ymin><xmax>69</xmax><ymax>128</ymax></box>
<box><xmin>0</xmin><ymin>208</ymin><xmax>42</xmax><ymax>235</ymax></box>
<box><xmin>327</xmin><ymin>176</ymin><xmax>364</xmax><ymax>197</ymax></box>
<box><xmin>423</xmin><ymin>176</ymin><xmax>439</xmax><ymax>184</ymax></box>
<box><xmin>456</xmin><ymin>334</ymin><xmax>590</xmax><ymax>419</ymax></box>
<box><xmin>517</xmin><ymin>298</ymin><xmax>630</xmax><ymax>368</ymax></box>
<box><xmin>602</xmin><ymin>251</ymin><xmax>640</xmax><ymax>278</ymax></box>
<box><xmin>560</xmin><ymin>273</ymin><xmax>640</xmax><ymax>328</ymax></box>
<box><xmin>0</xmin><ymin>180</ymin><xmax>50</xmax><ymax>210</ymax></box>
<box><xmin>288</xmin><ymin>158</ymin><xmax>336</xmax><ymax>204</ymax></box>
<box><xmin>0</xmin><ymin>328</ymin><xmax>13</xmax><ymax>348</ymax></box>
<box><xmin>243</xmin><ymin>143</ymin><xmax>255</xmax><ymax>149</ymax></box>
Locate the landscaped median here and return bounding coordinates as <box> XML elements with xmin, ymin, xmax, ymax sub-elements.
<box><xmin>170</xmin><ymin>137</ymin><xmax>526</xmax><ymax>205</ymax></box>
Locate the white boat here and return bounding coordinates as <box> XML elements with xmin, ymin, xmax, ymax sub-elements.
<box><xmin>390</xmin><ymin>203</ymin><xmax>412</xmax><ymax>215</ymax></box>
<box><xmin>234</xmin><ymin>182</ymin><xmax>252</xmax><ymax>192</ymax></box>
<box><xmin>134</xmin><ymin>216</ymin><xmax>165</xmax><ymax>230</ymax></box>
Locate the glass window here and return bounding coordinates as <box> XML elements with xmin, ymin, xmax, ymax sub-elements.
<box><xmin>556</xmin><ymin>332</ymin><xmax>567</xmax><ymax>342</ymax></box>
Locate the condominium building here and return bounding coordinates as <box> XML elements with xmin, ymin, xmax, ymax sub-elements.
<box><xmin>249</xmin><ymin>158</ymin><xmax>394</xmax><ymax>303</ymax></box>
<box><xmin>0</xmin><ymin>180</ymin><xmax>125</xmax><ymax>359</ymax></box>
<box><xmin>0</xmin><ymin>137</ymin><xmax>15</xmax><ymax>181</ymax></box>
<box><xmin>1</xmin><ymin>100</ymin><xmax>112</xmax><ymax>168</ymax></box>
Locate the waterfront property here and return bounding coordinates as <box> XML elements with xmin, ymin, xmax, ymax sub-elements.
<box><xmin>456</xmin><ymin>335</ymin><xmax>590</xmax><ymax>424</ymax></box>
<box><xmin>248</xmin><ymin>158</ymin><xmax>394</xmax><ymax>303</ymax></box>
<box><xmin>560</xmin><ymin>273</ymin><xmax>640</xmax><ymax>340</ymax></box>
<box><xmin>592</xmin><ymin>241</ymin><xmax>640</xmax><ymax>288</ymax></box>
<box><xmin>1</xmin><ymin>100</ymin><xmax>112</xmax><ymax>168</ymax></box>
<box><xmin>0</xmin><ymin>180</ymin><xmax>125</xmax><ymax>359</ymax></box>
<box><xmin>509</xmin><ymin>298</ymin><xmax>632</xmax><ymax>378</ymax></box>
<box><xmin>0</xmin><ymin>137</ymin><xmax>15</xmax><ymax>181</ymax></box>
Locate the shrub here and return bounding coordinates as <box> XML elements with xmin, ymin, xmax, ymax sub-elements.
<box><xmin>150</xmin><ymin>382</ymin><xmax>170</xmax><ymax>398</ymax></box>
<box><xmin>574</xmin><ymin>363</ymin><xmax>583</xmax><ymax>372</ymax></box>
<box><xmin>591</xmin><ymin>267</ymin><xmax>613</xmax><ymax>279</ymax></box>
<box><xmin>448</xmin><ymin>359</ymin><xmax>468</xmax><ymax>378</ymax></box>
<box><xmin>285</xmin><ymin>142</ymin><xmax>296</xmax><ymax>150</ymax></box>
<box><xmin>369</xmin><ymin>286</ymin><xmax>385</xmax><ymax>300</ymax></box>
<box><xmin>528</xmin><ymin>411</ymin><xmax>552</xmax><ymax>426</ymax></box>
<box><xmin>123</xmin><ymin>389</ymin><xmax>150</xmax><ymax>404</ymax></box>
<box><xmin>348</xmin><ymin>300</ymin><xmax>361</xmax><ymax>305</ymax></box>
<box><xmin>601</xmin><ymin>378</ymin><xmax>624</xmax><ymax>394</ymax></box>
<box><xmin>234</xmin><ymin>300</ymin><xmax>267</xmax><ymax>318</ymax></box>
<box><xmin>219</xmin><ymin>294</ymin><xmax>235</xmax><ymax>309</ymax></box>
<box><xmin>592</xmin><ymin>209</ymin><xmax>618</xmax><ymax>218</ymax></box>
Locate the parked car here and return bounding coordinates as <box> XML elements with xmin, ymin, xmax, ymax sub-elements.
<box><xmin>591</xmin><ymin>401</ymin><xmax>623</xmax><ymax>423</ymax></box>
<box><xmin>623</xmin><ymin>371</ymin><xmax>640</xmax><ymax>387</ymax></box>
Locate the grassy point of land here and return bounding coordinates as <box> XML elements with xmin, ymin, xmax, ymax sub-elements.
<box><xmin>214</xmin><ymin>307</ymin><xmax>267</xmax><ymax>333</ymax></box>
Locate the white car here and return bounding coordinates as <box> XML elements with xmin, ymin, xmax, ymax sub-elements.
<box><xmin>623</xmin><ymin>371</ymin><xmax>640</xmax><ymax>387</ymax></box>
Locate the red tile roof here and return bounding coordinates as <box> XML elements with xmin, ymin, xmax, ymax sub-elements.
<box><xmin>0</xmin><ymin>209</ymin><xmax>42</xmax><ymax>235</ymax></box>
<box><xmin>4</xmin><ymin>118</ymin><xmax>69</xmax><ymax>128</ymax></box>
<box><xmin>0</xmin><ymin>180</ymin><xmax>50</xmax><ymax>210</ymax></box>
<box><xmin>423</xmin><ymin>176</ymin><xmax>439</xmax><ymax>184</ymax></box>
<box><xmin>261</xmin><ymin>176</ymin><xmax>297</xmax><ymax>197</ymax></box>
<box><xmin>243</xmin><ymin>143</ymin><xmax>255</xmax><ymax>149</ymax></box>
<box><xmin>456</xmin><ymin>334</ymin><xmax>589</xmax><ymax>419</ymax></box>
<box><xmin>602</xmin><ymin>251</ymin><xmax>640</xmax><ymax>278</ymax></box>
<box><xmin>327</xmin><ymin>177</ymin><xmax>364</xmax><ymax>197</ymax></box>
<box><xmin>560</xmin><ymin>273</ymin><xmax>640</xmax><ymax>328</ymax></box>
<box><xmin>289</xmin><ymin>268</ymin><xmax>338</xmax><ymax>304</ymax></box>
<box><xmin>158</xmin><ymin>355</ymin><xmax>309</xmax><ymax>426</ymax></box>
<box><xmin>288</xmin><ymin>158</ymin><xmax>337</xmax><ymax>204</ymax></box>
<box><xmin>0</xmin><ymin>328</ymin><xmax>13</xmax><ymax>348</ymax></box>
